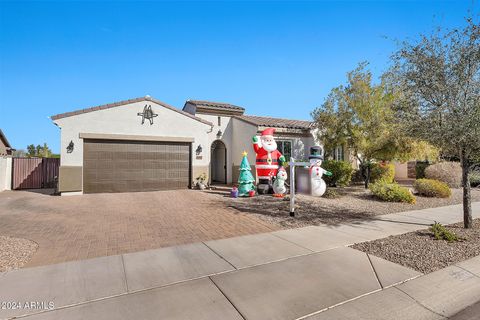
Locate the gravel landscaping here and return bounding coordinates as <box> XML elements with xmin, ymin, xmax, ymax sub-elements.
<box><xmin>0</xmin><ymin>236</ymin><xmax>38</xmax><ymax>272</ymax></box>
<box><xmin>221</xmin><ymin>186</ymin><xmax>480</xmax><ymax>229</ymax></box>
<box><xmin>351</xmin><ymin>219</ymin><xmax>480</xmax><ymax>274</ymax></box>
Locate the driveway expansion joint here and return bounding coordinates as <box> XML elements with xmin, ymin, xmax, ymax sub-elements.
<box><xmin>201</xmin><ymin>241</ymin><xmax>238</xmax><ymax>270</ymax></box>
<box><xmin>393</xmin><ymin>285</ymin><xmax>449</xmax><ymax>319</ymax></box>
<box><xmin>208</xmin><ymin>276</ymin><xmax>247</xmax><ymax>320</ymax></box>
<box><xmin>120</xmin><ymin>254</ymin><xmax>130</xmax><ymax>292</ymax></box>
<box><xmin>270</xmin><ymin>232</ymin><xmax>316</xmax><ymax>252</ymax></box>
<box><xmin>455</xmin><ymin>264</ymin><xmax>480</xmax><ymax>279</ymax></box>
<box><xmin>366</xmin><ymin>253</ymin><xmax>383</xmax><ymax>289</ymax></box>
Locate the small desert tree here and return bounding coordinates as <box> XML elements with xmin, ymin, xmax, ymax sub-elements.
<box><xmin>312</xmin><ymin>63</ymin><xmax>411</xmax><ymax>188</ymax></box>
<box><xmin>26</xmin><ymin>143</ymin><xmax>53</xmax><ymax>158</ymax></box>
<box><xmin>390</xmin><ymin>18</ymin><xmax>480</xmax><ymax>228</ymax></box>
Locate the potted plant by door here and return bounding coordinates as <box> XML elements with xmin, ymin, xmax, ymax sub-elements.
<box><xmin>195</xmin><ymin>173</ymin><xmax>208</xmax><ymax>190</ymax></box>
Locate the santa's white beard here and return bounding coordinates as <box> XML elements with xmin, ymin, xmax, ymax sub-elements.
<box><xmin>262</xmin><ymin>141</ymin><xmax>277</xmax><ymax>152</ymax></box>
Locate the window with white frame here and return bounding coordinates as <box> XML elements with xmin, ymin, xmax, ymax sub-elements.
<box><xmin>333</xmin><ymin>145</ymin><xmax>344</xmax><ymax>161</ymax></box>
<box><xmin>277</xmin><ymin>140</ymin><xmax>292</xmax><ymax>161</ymax></box>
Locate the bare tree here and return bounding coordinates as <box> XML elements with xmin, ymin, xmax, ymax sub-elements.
<box><xmin>390</xmin><ymin>18</ymin><xmax>480</xmax><ymax>228</ymax></box>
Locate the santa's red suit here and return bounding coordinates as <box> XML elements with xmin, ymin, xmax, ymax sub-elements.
<box><xmin>252</xmin><ymin>128</ymin><xmax>284</xmax><ymax>180</ymax></box>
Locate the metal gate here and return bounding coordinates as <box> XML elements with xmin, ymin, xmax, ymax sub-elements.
<box><xmin>12</xmin><ymin>158</ymin><xmax>60</xmax><ymax>190</ymax></box>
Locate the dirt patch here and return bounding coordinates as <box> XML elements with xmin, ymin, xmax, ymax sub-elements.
<box><xmin>221</xmin><ymin>186</ymin><xmax>480</xmax><ymax>228</ymax></box>
<box><xmin>351</xmin><ymin>219</ymin><xmax>480</xmax><ymax>274</ymax></box>
<box><xmin>0</xmin><ymin>236</ymin><xmax>38</xmax><ymax>272</ymax></box>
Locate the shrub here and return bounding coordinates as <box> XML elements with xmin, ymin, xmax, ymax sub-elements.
<box><xmin>322</xmin><ymin>160</ymin><xmax>354</xmax><ymax>187</ymax></box>
<box><xmin>415</xmin><ymin>161</ymin><xmax>430</xmax><ymax>179</ymax></box>
<box><xmin>425</xmin><ymin>162</ymin><xmax>462</xmax><ymax>188</ymax></box>
<box><xmin>323</xmin><ymin>188</ymin><xmax>340</xmax><ymax>199</ymax></box>
<box><xmin>430</xmin><ymin>222</ymin><xmax>459</xmax><ymax>242</ymax></box>
<box><xmin>370</xmin><ymin>181</ymin><xmax>416</xmax><ymax>204</ymax></box>
<box><xmin>370</xmin><ymin>163</ymin><xmax>395</xmax><ymax>184</ymax></box>
<box><xmin>470</xmin><ymin>170</ymin><xmax>480</xmax><ymax>188</ymax></box>
<box><xmin>413</xmin><ymin>179</ymin><xmax>451</xmax><ymax>198</ymax></box>
<box><xmin>351</xmin><ymin>169</ymin><xmax>364</xmax><ymax>184</ymax></box>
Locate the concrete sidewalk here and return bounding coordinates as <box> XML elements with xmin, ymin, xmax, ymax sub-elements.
<box><xmin>0</xmin><ymin>202</ymin><xmax>479</xmax><ymax>320</ymax></box>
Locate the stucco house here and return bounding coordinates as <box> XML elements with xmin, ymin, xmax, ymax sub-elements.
<box><xmin>51</xmin><ymin>95</ymin><xmax>321</xmax><ymax>195</ymax></box>
<box><xmin>0</xmin><ymin>129</ymin><xmax>14</xmax><ymax>156</ymax></box>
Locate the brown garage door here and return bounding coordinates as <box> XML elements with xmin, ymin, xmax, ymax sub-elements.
<box><xmin>83</xmin><ymin>139</ymin><xmax>191</xmax><ymax>193</ymax></box>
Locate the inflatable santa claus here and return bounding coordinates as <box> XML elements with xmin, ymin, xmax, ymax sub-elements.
<box><xmin>252</xmin><ymin>128</ymin><xmax>285</xmax><ymax>193</ymax></box>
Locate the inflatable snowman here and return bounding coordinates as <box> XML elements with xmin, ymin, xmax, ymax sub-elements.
<box><xmin>273</xmin><ymin>167</ymin><xmax>287</xmax><ymax>196</ymax></box>
<box><xmin>309</xmin><ymin>159</ymin><xmax>332</xmax><ymax>197</ymax></box>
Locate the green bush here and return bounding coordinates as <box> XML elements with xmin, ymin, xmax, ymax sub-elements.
<box><xmin>415</xmin><ymin>161</ymin><xmax>429</xmax><ymax>179</ymax></box>
<box><xmin>470</xmin><ymin>170</ymin><xmax>480</xmax><ymax>188</ymax></box>
<box><xmin>425</xmin><ymin>162</ymin><xmax>462</xmax><ymax>188</ymax></box>
<box><xmin>413</xmin><ymin>179</ymin><xmax>451</xmax><ymax>198</ymax></box>
<box><xmin>323</xmin><ymin>188</ymin><xmax>340</xmax><ymax>199</ymax></box>
<box><xmin>370</xmin><ymin>181</ymin><xmax>416</xmax><ymax>204</ymax></box>
<box><xmin>430</xmin><ymin>222</ymin><xmax>459</xmax><ymax>242</ymax></box>
<box><xmin>370</xmin><ymin>163</ymin><xmax>395</xmax><ymax>184</ymax></box>
<box><xmin>322</xmin><ymin>160</ymin><xmax>354</xmax><ymax>187</ymax></box>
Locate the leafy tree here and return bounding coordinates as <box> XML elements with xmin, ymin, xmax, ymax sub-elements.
<box><xmin>312</xmin><ymin>62</ymin><xmax>413</xmax><ymax>188</ymax></box>
<box><xmin>25</xmin><ymin>143</ymin><xmax>53</xmax><ymax>158</ymax></box>
<box><xmin>390</xmin><ymin>18</ymin><xmax>480</xmax><ymax>228</ymax></box>
<box><xmin>27</xmin><ymin>144</ymin><xmax>36</xmax><ymax>157</ymax></box>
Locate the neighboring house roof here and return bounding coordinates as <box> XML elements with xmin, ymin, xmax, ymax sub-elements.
<box><xmin>51</xmin><ymin>96</ymin><xmax>213</xmax><ymax>126</ymax></box>
<box><xmin>235</xmin><ymin>115</ymin><xmax>313</xmax><ymax>130</ymax></box>
<box><xmin>184</xmin><ymin>100</ymin><xmax>245</xmax><ymax>114</ymax></box>
<box><xmin>0</xmin><ymin>129</ymin><xmax>12</xmax><ymax>149</ymax></box>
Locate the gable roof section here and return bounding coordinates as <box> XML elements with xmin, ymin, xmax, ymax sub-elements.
<box><xmin>235</xmin><ymin>115</ymin><xmax>313</xmax><ymax>130</ymax></box>
<box><xmin>184</xmin><ymin>100</ymin><xmax>245</xmax><ymax>114</ymax></box>
<box><xmin>51</xmin><ymin>96</ymin><xmax>213</xmax><ymax>126</ymax></box>
<box><xmin>0</xmin><ymin>129</ymin><xmax>12</xmax><ymax>149</ymax></box>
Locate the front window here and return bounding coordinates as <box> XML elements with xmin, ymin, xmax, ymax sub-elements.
<box><xmin>333</xmin><ymin>145</ymin><xmax>344</xmax><ymax>161</ymax></box>
<box><xmin>277</xmin><ymin>140</ymin><xmax>292</xmax><ymax>161</ymax></box>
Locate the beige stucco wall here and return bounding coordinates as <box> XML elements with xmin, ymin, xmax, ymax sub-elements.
<box><xmin>0</xmin><ymin>157</ymin><xmax>12</xmax><ymax>191</ymax></box>
<box><xmin>58</xmin><ymin>166</ymin><xmax>82</xmax><ymax>192</ymax></box>
<box><xmin>195</xmin><ymin>113</ymin><xmax>234</xmax><ymax>183</ymax></box>
<box><xmin>53</xmin><ymin>100</ymin><xmax>213</xmax><ymax>192</ymax></box>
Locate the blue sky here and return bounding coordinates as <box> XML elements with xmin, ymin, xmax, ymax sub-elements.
<box><xmin>0</xmin><ymin>0</ymin><xmax>476</xmax><ymax>153</ymax></box>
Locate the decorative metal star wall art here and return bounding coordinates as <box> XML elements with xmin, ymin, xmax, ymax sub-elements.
<box><xmin>66</xmin><ymin>140</ymin><xmax>74</xmax><ymax>153</ymax></box>
<box><xmin>137</xmin><ymin>105</ymin><xmax>158</xmax><ymax>125</ymax></box>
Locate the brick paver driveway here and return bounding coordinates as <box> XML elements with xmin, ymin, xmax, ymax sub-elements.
<box><xmin>0</xmin><ymin>190</ymin><xmax>278</xmax><ymax>267</ymax></box>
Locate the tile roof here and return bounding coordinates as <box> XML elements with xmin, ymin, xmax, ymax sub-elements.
<box><xmin>186</xmin><ymin>100</ymin><xmax>245</xmax><ymax>112</ymax></box>
<box><xmin>235</xmin><ymin>115</ymin><xmax>313</xmax><ymax>130</ymax></box>
<box><xmin>50</xmin><ymin>96</ymin><xmax>213</xmax><ymax>126</ymax></box>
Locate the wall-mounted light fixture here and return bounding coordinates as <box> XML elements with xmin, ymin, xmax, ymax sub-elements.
<box><xmin>66</xmin><ymin>140</ymin><xmax>74</xmax><ymax>153</ymax></box>
<box><xmin>196</xmin><ymin>144</ymin><xmax>203</xmax><ymax>155</ymax></box>
<box><xmin>216</xmin><ymin>130</ymin><xmax>222</xmax><ymax>138</ymax></box>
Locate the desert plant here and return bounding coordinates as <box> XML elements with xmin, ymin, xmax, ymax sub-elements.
<box><xmin>415</xmin><ymin>161</ymin><xmax>429</xmax><ymax>179</ymax></box>
<box><xmin>370</xmin><ymin>181</ymin><xmax>416</xmax><ymax>204</ymax></box>
<box><xmin>323</xmin><ymin>188</ymin><xmax>340</xmax><ymax>199</ymax></box>
<box><xmin>430</xmin><ymin>222</ymin><xmax>459</xmax><ymax>242</ymax></box>
<box><xmin>370</xmin><ymin>163</ymin><xmax>395</xmax><ymax>184</ymax></box>
<box><xmin>413</xmin><ymin>179</ymin><xmax>451</xmax><ymax>198</ymax></box>
<box><xmin>424</xmin><ymin>162</ymin><xmax>462</xmax><ymax>188</ymax></box>
<box><xmin>322</xmin><ymin>160</ymin><xmax>354</xmax><ymax>187</ymax></box>
<box><xmin>470</xmin><ymin>169</ymin><xmax>480</xmax><ymax>188</ymax></box>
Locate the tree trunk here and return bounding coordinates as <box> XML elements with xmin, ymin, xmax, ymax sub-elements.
<box><xmin>461</xmin><ymin>149</ymin><xmax>472</xmax><ymax>229</ymax></box>
<box><xmin>364</xmin><ymin>163</ymin><xmax>371</xmax><ymax>189</ymax></box>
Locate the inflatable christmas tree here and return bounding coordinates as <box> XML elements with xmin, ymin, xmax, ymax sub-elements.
<box><xmin>238</xmin><ymin>151</ymin><xmax>256</xmax><ymax>196</ymax></box>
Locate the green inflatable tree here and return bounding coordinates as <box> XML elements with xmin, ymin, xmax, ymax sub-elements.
<box><xmin>238</xmin><ymin>151</ymin><xmax>255</xmax><ymax>196</ymax></box>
